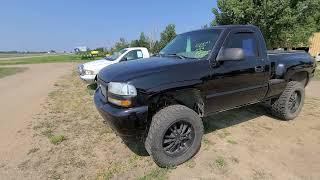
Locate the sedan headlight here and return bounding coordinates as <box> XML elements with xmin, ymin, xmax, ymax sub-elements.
<box><xmin>107</xmin><ymin>82</ymin><xmax>137</xmax><ymax>107</ymax></box>
<box><xmin>84</xmin><ymin>70</ymin><xmax>94</xmax><ymax>75</ymax></box>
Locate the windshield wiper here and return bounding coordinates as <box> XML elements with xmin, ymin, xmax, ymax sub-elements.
<box><xmin>164</xmin><ymin>53</ymin><xmax>186</xmax><ymax>59</ymax></box>
<box><xmin>152</xmin><ymin>53</ymin><xmax>162</xmax><ymax>57</ymax></box>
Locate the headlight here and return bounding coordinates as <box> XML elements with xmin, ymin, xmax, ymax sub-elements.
<box><xmin>107</xmin><ymin>82</ymin><xmax>137</xmax><ymax>107</ymax></box>
<box><xmin>84</xmin><ymin>70</ymin><xmax>94</xmax><ymax>75</ymax></box>
<box><xmin>108</xmin><ymin>82</ymin><xmax>137</xmax><ymax>96</ymax></box>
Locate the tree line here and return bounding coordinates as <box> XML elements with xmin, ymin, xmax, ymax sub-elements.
<box><xmin>95</xmin><ymin>24</ymin><xmax>176</xmax><ymax>55</ymax></box>
<box><xmin>95</xmin><ymin>0</ymin><xmax>320</xmax><ymax>54</ymax></box>
<box><xmin>211</xmin><ymin>0</ymin><xmax>320</xmax><ymax>49</ymax></box>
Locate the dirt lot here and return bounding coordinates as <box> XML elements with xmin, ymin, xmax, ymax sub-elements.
<box><xmin>0</xmin><ymin>65</ymin><xmax>320</xmax><ymax>180</ymax></box>
<box><xmin>0</xmin><ymin>63</ymin><xmax>74</xmax><ymax>179</ymax></box>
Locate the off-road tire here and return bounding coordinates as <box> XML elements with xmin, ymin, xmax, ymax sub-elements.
<box><xmin>145</xmin><ymin>105</ymin><xmax>204</xmax><ymax>167</ymax></box>
<box><xmin>270</xmin><ymin>81</ymin><xmax>305</xmax><ymax>120</ymax></box>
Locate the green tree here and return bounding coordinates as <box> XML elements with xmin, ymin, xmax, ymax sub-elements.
<box><xmin>114</xmin><ymin>38</ymin><xmax>129</xmax><ymax>51</ymax></box>
<box><xmin>130</xmin><ymin>32</ymin><xmax>150</xmax><ymax>49</ymax></box>
<box><xmin>211</xmin><ymin>0</ymin><xmax>320</xmax><ymax>49</ymax></box>
<box><xmin>138</xmin><ymin>32</ymin><xmax>150</xmax><ymax>48</ymax></box>
<box><xmin>158</xmin><ymin>24</ymin><xmax>177</xmax><ymax>52</ymax></box>
<box><xmin>151</xmin><ymin>40</ymin><xmax>162</xmax><ymax>54</ymax></box>
<box><xmin>93</xmin><ymin>47</ymin><xmax>104</xmax><ymax>52</ymax></box>
<box><xmin>130</xmin><ymin>39</ymin><xmax>140</xmax><ymax>47</ymax></box>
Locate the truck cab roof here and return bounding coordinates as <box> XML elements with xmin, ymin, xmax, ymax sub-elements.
<box><xmin>187</xmin><ymin>25</ymin><xmax>260</xmax><ymax>33</ymax></box>
<box><xmin>123</xmin><ymin>47</ymin><xmax>148</xmax><ymax>51</ymax></box>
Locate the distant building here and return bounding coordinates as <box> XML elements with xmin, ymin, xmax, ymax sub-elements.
<box><xmin>309</xmin><ymin>32</ymin><xmax>320</xmax><ymax>57</ymax></box>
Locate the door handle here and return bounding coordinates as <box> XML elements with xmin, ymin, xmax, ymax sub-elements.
<box><xmin>255</xmin><ymin>66</ymin><xmax>264</xmax><ymax>72</ymax></box>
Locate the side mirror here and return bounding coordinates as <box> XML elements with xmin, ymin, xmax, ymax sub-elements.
<box><xmin>216</xmin><ymin>48</ymin><xmax>245</xmax><ymax>61</ymax></box>
<box><xmin>121</xmin><ymin>57</ymin><xmax>128</xmax><ymax>61</ymax></box>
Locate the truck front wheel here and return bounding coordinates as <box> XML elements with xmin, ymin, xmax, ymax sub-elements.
<box><xmin>270</xmin><ymin>81</ymin><xmax>305</xmax><ymax>120</ymax></box>
<box><xmin>145</xmin><ymin>105</ymin><xmax>204</xmax><ymax>167</ymax></box>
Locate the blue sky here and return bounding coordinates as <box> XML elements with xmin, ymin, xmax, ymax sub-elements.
<box><xmin>0</xmin><ymin>0</ymin><xmax>217</xmax><ymax>52</ymax></box>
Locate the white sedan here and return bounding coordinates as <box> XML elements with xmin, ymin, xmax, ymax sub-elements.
<box><xmin>78</xmin><ymin>47</ymin><xmax>150</xmax><ymax>84</ymax></box>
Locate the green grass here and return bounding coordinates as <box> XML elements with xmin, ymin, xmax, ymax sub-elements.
<box><xmin>227</xmin><ymin>139</ymin><xmax>238</xmax><ymax>145</ymax></box>
<box><xmin>0</xmin><ymin>55</ymin><xmax>82</xmax><ymax>65</ymax></box>
<box><xmin>215</xmin><ymin>156</ymin><xmax>227</xmax><ymax>169</ymax></box>
<box><xmin>98</xmin><ymin>162</ymin><xmax>122</xmax><ymax>180</ymax></box>
<box><xmin>49</xmin><ymin>134</ymin><xmax>66</xmax><ymax>145</ymax></box>
<box><xmin>0</xmin><ymin>53</ymin><xmax>46</xmax><ymax>58</ymax></box>
<box><xmin>202</xmin><ymin>137</ymin><xmax>212</xmax><ymax>150</ymax></box>
<box><xmin>41</xmin><ymin>128</ymin><xmax>53</xmax><ymax>137</ymax></box>
<box><xmin>0</xmin><ymin>67</ymin><xmax>28</xmax><ymax>78</ymax></box>
<box><xmin>138</xmin><ymin>168</ymin><xmax>169</xmax><ymax>180</ymax></box>
<box><xmin>185</xmin><ymin>158</ymin><xmax>196</xmax><ymax>168</ymax></box>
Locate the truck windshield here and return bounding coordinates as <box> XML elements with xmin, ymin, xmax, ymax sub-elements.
<box><xmin>160</xmin><ymin>29</ymin><xmax>221</xmax><ymax>59</ymax></box>
<box><xmin>105</xmin><ymin>49</ymin><xmax>127</xmax><ymax>61</ymax></box>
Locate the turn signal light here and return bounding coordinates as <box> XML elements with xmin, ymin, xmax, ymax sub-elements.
<box><xmin>108</xmin><ymin>97</ymin><xmax>132</xmax><ymax>107</ymax></box>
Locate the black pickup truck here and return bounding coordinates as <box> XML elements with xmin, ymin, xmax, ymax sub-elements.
<box><xmin>94</xmin><ymin>25</ymin><xmax>316</xmax><ymax>167</ymax></box>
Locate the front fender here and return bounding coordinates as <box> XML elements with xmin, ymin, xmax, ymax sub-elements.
<box><xmin>146</xmin><ymin>80</ymin><xmax>202</xmax><ymax>94</ymax></box>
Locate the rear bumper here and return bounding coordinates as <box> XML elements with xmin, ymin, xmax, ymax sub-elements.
<box><xmin>94</xmin><ymin>89</ymin><xmax>148</xmax><ymax>141</ymax></box>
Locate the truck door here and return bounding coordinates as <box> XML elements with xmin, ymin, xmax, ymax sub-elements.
<box><xmin>120</xmin><ymin>50</ymin><xmax>144</xmax><ymax>61</ymax></box>
<box><xmin>205</xmin><ymin>29</ymin><xmax>269</xmax><ymax>115</ymax></box>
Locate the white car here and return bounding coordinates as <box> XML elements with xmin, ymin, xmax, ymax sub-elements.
<box><xmin>78</xmin><ymin>47</ymin><xmax>150</xmax><ymax>84</ymax></box>
<box><xmin>316</xmin><ymin>52</ymin><xmax>320</xmax><ymax>62</ymax></box>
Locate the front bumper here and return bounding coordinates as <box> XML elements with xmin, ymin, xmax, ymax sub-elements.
<box><xmin>94</xmin><ymin>88</ymin><xmax>148</xmax><ymax>141</ymax></box>
<box><xmin>80</xmin><ymin>74</ymin><xmax>96</xmax><ymax>84</ymax></box>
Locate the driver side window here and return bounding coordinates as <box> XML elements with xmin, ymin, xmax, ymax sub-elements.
<box><xmin>225</xmin><ymin>32</ymin><xmax>259</xmax><ymax>57</ymax></box>
<box><xmin>122</xmin><ymin>50</ymin><xmax>143</xmax><ymax>61</ymax></box>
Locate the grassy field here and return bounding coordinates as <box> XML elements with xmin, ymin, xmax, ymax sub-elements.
<box><xmin>0</xmin><ymin>55</ymin><xmax>83</xmax><ymax>65</ymax></box>
<box><xmin>27</xmin><ymin>71</ymin><xmax>165</xmax><ymax>179</ymax></box>
<box><xmin>14</xmin><ymin>70</ymin><xmax>320</xmax><ymax>179</ymax></box>
<box><xmin>0</xmin><ymin>53</ymin><xmax>48</xmax><ymax>58</ymax></box>
<box><xmin>0</xmin><ymin>67</ymin><xmax>28</xmax><ymax>79</ymax></box>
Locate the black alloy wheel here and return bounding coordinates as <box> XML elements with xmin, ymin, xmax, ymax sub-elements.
<box><xmin>145</xmin><ymin>105</ymin><xmax>204</xmax><ymax>167</ymax></box>
<box><xmin>288</xmin><ymin>91</ymin><xmax>301</xmax><ymax>114</ymax></box>
<box><xmin>162</xmin><ymin>121</ymin><xmax>195</xmax><ymax>157</ymax></box>
<box><xmin>270</xmin><ymin>81</ymin><xmax>305</xmax><ymax>120</ymax></box>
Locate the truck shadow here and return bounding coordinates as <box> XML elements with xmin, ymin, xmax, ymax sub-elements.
<box><xmin>87</xmin><ymin>83</ymin><xmax>97</xmax><ymax>90</ymax></box>
<box><xmin>124</xmin><ymin>105</ymin><xmax>277</xmax><ymax>156</ymax></box>
<box><xmin>86</xmin><ymin>83</ymin><xmax>97</xmax><ymax>95</ymax></box>
<box><xmin>203</xmin><ymin>104</ymin><xmax>275</xmax><ymax>134</ymax></box>
<box><xmin>124</xmin><ymin>141</ymin><xmax>150</xmax><ymax>156</ymax></box>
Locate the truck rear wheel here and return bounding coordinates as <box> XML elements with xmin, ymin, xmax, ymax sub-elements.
<box><xmin>145</xmin><ymin>105</ymin><xmax>204</xmax><ymax>167</ymax></box>
<box><xmin>270</xmin><ymin>81</ymin><xmax>305</xmax><ymax>120</ymax></box>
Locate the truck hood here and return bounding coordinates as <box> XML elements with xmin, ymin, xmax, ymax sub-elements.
<box><xmin>82</xmin><ymin>59</ymin><xmax>116</xmax><ymax>71</ymax></box>
<box><xmin>98</xmin><ymin>57</ymin><xmax>193</xmax><ymax>82</ymax></box>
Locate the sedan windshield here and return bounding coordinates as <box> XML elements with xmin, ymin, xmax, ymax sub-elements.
<box><xmin>105</xmin><ymin>49</ymin><xmax>127</xmax><ymax>61</ymax></box>
<box><xmin>160</xmin><ymin>29</ymin><xmax>221</xmax><ymax>59</ymax></box>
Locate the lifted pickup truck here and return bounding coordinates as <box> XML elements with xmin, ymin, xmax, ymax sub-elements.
<box><xmin>94</xmin><ymin>25</ymin><xmax>316</xmax><ymax>167</ymax></box>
